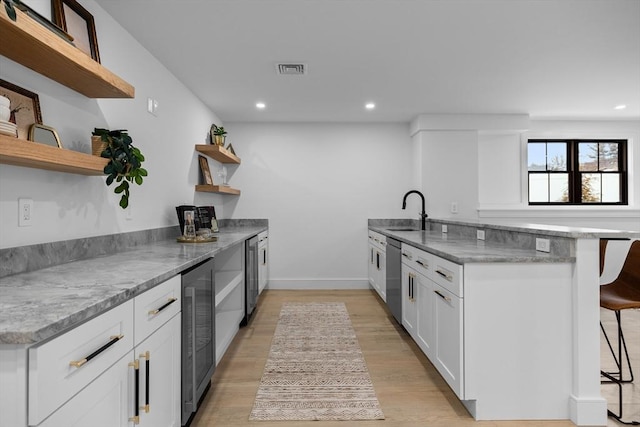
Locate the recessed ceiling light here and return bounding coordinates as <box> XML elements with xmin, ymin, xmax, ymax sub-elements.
<box><xmin>365</xmin><ymin>102</ymin><xmax>375</xmax><ymax>110</ymax></box>
<box><xmin>614</xmin><ymin>104</ymin><xmax>627</xmax><ymax>110</ymax></box>
<box><xmin>256</xmin><ymin>102</ymin><xmax>266</xmax><ymax>109</ymax></box>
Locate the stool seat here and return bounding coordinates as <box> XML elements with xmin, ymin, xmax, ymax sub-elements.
<box><xmin>600</xmin><ymin>283</ymin><xmax>640</xmax><ymax>311</ymax></box>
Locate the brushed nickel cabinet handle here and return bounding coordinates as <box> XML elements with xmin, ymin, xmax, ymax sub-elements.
<box><xmin>69</xmin><ymin>334</ymin><xmax>124</xmax><ymax>367</ymax></box>
<box><xmin>148</xmin><ymin>297</ymin><xmax>178</xmax><ymax>315</ymax></box>
<box><xmin>435</xmin><ymin>270</ymin><xmax>453</xmax><ymax>282</ymax></box>
<box><xmin>434</xmin><ymin>289</ymin><xmax>452</xmax><ymax>303</ymax></box>
<box><xmin>140</xmin><ymin>351</ymin><xmax>150</xmax><ymax>413</ymax></box>
<box><xmin>129</xmin><ymin>358</ymin><xmax>140</xmax><ymax>424</ymax></box>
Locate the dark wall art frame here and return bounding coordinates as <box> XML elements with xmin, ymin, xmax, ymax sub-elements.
<box><xmin>51</xmin><ymin>0</ymin><xmax>100</xmax><ymax>62</ymax></box>
<box><xmin>0</xmin><ymin>79</ymin><xmax>43</xmax><ymax>140</ymax></box>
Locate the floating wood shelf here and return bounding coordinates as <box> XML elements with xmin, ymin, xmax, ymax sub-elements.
<box><xmin>0</xmin><ymin>6</ymin><xmax>134</xmax><ymax>98</ymax></box>
<box><xmin>195</xmin><ymin>185</ymin><xmax>241</xmax><ymax>195</ymax></box>
<box><xmin>0</xmin><ymin>134</ymin><xmax>107</xmax><ymax>175</ymax></box>
<box><xmin>195</xmin><ymin>145</ymin><xmax>241</xmax><ymax>164</ymax></box>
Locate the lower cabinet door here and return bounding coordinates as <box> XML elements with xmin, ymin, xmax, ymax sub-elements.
<box><xmin>38</xmin><ymin>351</ymin><xmax>133</xmax><ymax>427</ymax></box>
<box><xmin>136</xmin><ymin>314</ymin><xmax>181</xmax><ymax>427</ymax></box>
<box><xmin>401</xmin><ymin>265</ymin><xmax>417</xmax><ymax>337</ymax></box>
<box><xmin>415</xmin><ymin>274</ymin><xmax>435</xmax><ymax>359</ymax></box>
<box><xmin>433</xmin><ymin>284</ymin><xmax>464</xmax><ymax>399</ymax></box>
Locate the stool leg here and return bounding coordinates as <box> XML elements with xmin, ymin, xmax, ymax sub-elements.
<box><xmin>600</xmin><ymin>311</ymin><xmax>638</xmax><ymax>425</ymax></box>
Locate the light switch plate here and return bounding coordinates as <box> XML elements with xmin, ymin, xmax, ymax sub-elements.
<box><xmin>477</xmin><ymin>229</ymin><xmax>485</xmax><ymax>240</ymax></box>
<box><xmin>19</xmin><ymin>198</ymin><xmax>33</xmax><ymax>227</ymax></box>
<box><xmin>536</xmin><ymin>238</ymin><xmax>550</xmax><ymax>253</ymax></box>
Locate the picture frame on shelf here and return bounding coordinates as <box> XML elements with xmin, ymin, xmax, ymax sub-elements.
<box><xmin>52</xmin><ymin>0</ymin><xmax>100</xmax><ymax>62</ymax></box>
<box><xmin>28</xmin><ymin>124</ymin><xmax>63</xmax><ymax>148</ymax></box>
<box><xmin>0</xmin><ymin>79</ymin><xmax>43</xmax><ymax>140</ymax></box>
<box><xmin>199</xmin><ymin>155</ymin><xmax>213</xmax><ymax>185</ymax></box>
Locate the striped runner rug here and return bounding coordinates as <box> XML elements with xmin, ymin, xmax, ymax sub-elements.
<box><xmin>249</xmin><ymin>302</ymin><xmax>385</xmax><ymax>421</ymax></box>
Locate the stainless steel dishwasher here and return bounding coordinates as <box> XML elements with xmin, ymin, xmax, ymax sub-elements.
<box><xmin>386</xmin><ymin>238</ymin><xmax>402</xmax><ymax>324</ymax></box>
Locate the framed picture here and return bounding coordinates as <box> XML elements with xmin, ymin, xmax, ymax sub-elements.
<box><xmin>199</xmin><ymin>155</ymin><xmax>213</xmax><ymax>185</ymax></box>
<box><xmin>29</xmin><ymin>124</ymin><xmax>63</xmax><ymax>148</ymax></box>
<box><xmin>51</xmin><ymin>0</ymin><xmax>100</xmax><ymax>62</ymax></box>
<box><xmin>0</xmin><ymin>79</ymin><xmax>43</xmax><ymax>140</ymax></box>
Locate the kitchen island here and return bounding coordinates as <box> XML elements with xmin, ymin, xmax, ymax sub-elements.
<box><xmin>369</xmin><ymin>218</ymin><xmax>639</xmax><ymax>427</ymax></box>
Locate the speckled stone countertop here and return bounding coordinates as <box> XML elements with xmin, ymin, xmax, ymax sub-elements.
<box><xmin>371</xmin><ymin>227</ymin><xmax>575</xmax><ymax>264</ymax></box>
<box><xmin>371</xmin><ymin>218</ymin><xmax>639</xmax><ymax>264</ymax></box>
<box><xmin>0</xmin><ymin>226</ymin><xmax>266</xmax><ymax>345</ymax></box>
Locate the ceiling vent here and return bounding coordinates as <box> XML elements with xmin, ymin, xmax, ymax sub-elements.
<box><xmin>276</xmin><ymin>63</ymin><xmax>306</xmax><ymax>75</ymax></box>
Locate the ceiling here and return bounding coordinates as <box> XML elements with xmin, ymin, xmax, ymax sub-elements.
<box><xmin>95</xmin><ymin>0</ymin><xmax>640</xmax><ymax>123</ymax></box>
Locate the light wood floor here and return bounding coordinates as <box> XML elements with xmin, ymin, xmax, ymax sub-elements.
<box><xmin>191</xmin><ymin>290</ymin><xmax>639</xmax><ymax>427</ymax></box>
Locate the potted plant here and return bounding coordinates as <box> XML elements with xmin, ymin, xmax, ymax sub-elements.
<box><xmin>92</xmin><ymin>128</ymin><xmax>147</xmax><ymax>209</ymax></box>
<box><xmin>213</xmin><ymin>126</ymin><xmax>227</xmax><ymax>146</ymax></box>
<box><xmin>2</xmin><ymin>0</ymin><xmax>21</xmax><ymax>21</ymax></box>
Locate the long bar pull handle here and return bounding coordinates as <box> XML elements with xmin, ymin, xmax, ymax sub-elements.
<box><xmin>262</xmin><ymin>248</ymin><xmax>267</xmax><ymax>265</ymax></box>
<box><xmin>402</xmin><ymin>252</ymin><xmax>412</xmax><ymax>259</ymax></box>
<box><xmin>435</xmin><ymin>270</ymin><xmax>453</xmax><ymax>282</ymax></box>
<box><xmin>186</xmin><ymin>287</ymin><xmax>197</xmax><ymax>408</ymax></box>
<box><xmin>434</xmin><ymin>289</ymin><xmax>452</xmax><ymax>303</ymax></box>
<box><xmin>69</xmin><ymin>334</ymin><xmax>124</xmax><ymax>367</ymax></box>
<box><xmin>376</xmin><ymin>252</ymin><xmax>380</xmax><ymax>270</ymax></box>
<box><xmin>129</xmin><ymin>359</ymin><xmax>140</xmax><ymax>424</ymax></box>
<box><xmin>140</xmin><ymin>351</ymin><xmax>150</xmax><ymax>413</ymax></box>
<box><xmin>416</xmin><ymin>259</ymin><xmax>428</xmax><ymax>268</ymax></box>
<box><xmin>148</xmin><ymin>297</ymin><xmax>178</xmax><ymax>315</ymax></box>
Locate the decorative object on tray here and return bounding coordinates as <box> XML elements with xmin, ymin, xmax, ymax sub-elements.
<box><xmin>198</xmin><ymin>155</ymin><xmax>213</xmax><ymax>185</ymax></box>
<box><xmin>0</xmin><ymin>79</ymin><xmax>42</xmax><ymax>139</ymax></box>
<box><xmin>51</xmin><ymin>0</ymin><xmax>99</xmax><ymax>62</ymax></box>
<box><xmin>211</xmin><ymin>124</ymin><xmax>227</xmax><ymax>146</ymax></box>
<box><xmin>175</xmin><ymin>208</ymin><xmax>218</xmax><ymax>243</ymax></box>
<box><xmin>217</xmin><ymin>165</ymin><xmax>229</xmax><ymax>186</ymax></box>
<box><xmin>176</xmin><ymin>235</ymin><xmax>218</xmax><ymax>243</ymax></box>
<box><xmin>226</xmin><ymin>143</ymin><xmax>236</xmax><ymax>155</ymax></box>
<box><xmin>28</xmin><ymin>124</ymin><xmax>62</xmax><ymax>147</ymax></box>
<box><xmin>14</xmin><ymin>1</ymin><xmax>74</xmax><ymax>44</ymax></box>
<box><xmin>92</xmin><ymin>128</ymin><xmax>147</xmax><ymax>209</ymax></box>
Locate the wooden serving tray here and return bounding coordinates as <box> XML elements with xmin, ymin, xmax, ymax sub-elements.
<box><xmin>176</xmin><ymin>236</ymin><xmax>218</xmax><ymax>243</ymax></box>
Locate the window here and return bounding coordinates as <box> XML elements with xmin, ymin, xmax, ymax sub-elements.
<box><xmin>527</xmin><ymin>139</ymin><xmax>627</xmax><ymax>205</ymax></box>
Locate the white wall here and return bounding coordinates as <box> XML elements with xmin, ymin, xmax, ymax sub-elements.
<box><xmin>0</xmin><ymin>0</ymin><xmax>225</xmax><ymax>249</ymax></box>
<box><xmin>223</xmin><ymin>122</ymin><xmax>413</xmax><ymax>288</ymax></box>
<box><xmin>478</xmin><ymin>120</ymin><xmax>640</xmax><ymax>231</ymax></box>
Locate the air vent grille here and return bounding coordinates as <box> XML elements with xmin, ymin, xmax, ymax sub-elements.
<box><xmin>276</xmin><ymin>63</ymin><xmax>306</xmax><ymax>75</ymax></box>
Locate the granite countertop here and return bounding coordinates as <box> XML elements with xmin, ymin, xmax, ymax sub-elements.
<box><xmin>370</xmin><ymin>227</ymin><xmax>575</xmax><ymax>264</ymax></box>
<box><xmin>0</xmin><ymin>226</ymin><xmax>266</xmax><ymax>345</ymax></box>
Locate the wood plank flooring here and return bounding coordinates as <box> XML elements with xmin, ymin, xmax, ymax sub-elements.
<box><xmin>191</xmin><ymin>290</ymin><xmax>639</xmax><ymax>427</ymax></box>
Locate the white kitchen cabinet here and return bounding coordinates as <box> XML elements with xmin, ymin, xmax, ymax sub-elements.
<box><xmin>433</xmin><ymin>283</ymin><xmax>464</xmax><ymax>398</ymax></box>
<box><xmin>133</xmin><ymin>315</ymin><xmax>181</xmax><ymax>427</ymax></box>
<box><xmin>26</xmin><ymin>276</ymin><xmax>181</xmax><ymax>427</ymax></box>
<box><xmin>368</xmin><ymin>231</ymin><xmax>386</xmax><ymax>301</ymax></box>
<box><xmin>37</xmin><ymin>350</ymin><xmax>133</xmax><ymax>427</ymax></box>
<box><xmin>258</xmin><ymin>231</ymin><xmax>269</xmax><ymax>294</ymax></box>
<box><xmin>415</xmin><ymin>272</ymin><xmax>435</xmax><ymax>359</ymax></box>
<box><xmin>401</xmin><ymin>264</ymin><xmax>417</xmax><ymax>338</ymax></box>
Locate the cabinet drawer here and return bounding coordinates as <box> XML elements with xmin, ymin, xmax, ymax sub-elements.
<box><xmin>432</xmin><ymin>255</ymin><xmax>463</xmax><ymax>297</ymax></box>
<box><xmin>28</xmin><ymin>300</ymin><xmax>134</xmax><ymax>425</ymax></box>
<box><xmin>401</xmin><ymin>244</ymin><xmax>432</xmax><ymax>278</ymax></box>
<box><xmin>369</xmin><ymin>230</ymin><xmax>386</xmax><ymax>251</ymax></box>
<box><xmin>134</xmin><ymin>275</ymin><xmax>181</xmax><ymax>346</ymax></box>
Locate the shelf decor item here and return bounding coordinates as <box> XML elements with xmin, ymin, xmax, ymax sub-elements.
<box><xmin>211</xmin><ymin>124</ymin><xmax>227</xmax><ymax>146</ymax></box>
<box><xmin>29</xmin><ymin>124</ymin><xmax>62</xmax><ymax>148</ymax></box>
<box><xmin>2</xmin><ymin>0</ymin><xmax>19</xmax><ymax>21</ymax></box>
<box><xmin>92</xmin><ymin>128</ymin><xmax>147</xmax><ymax>209</ymax></box>
<box><xmin>52</xmin><ymin>0</ymin><xmax>100</xmax><ymax>62</ymax></box>
<box><xmin>0</xmin><ymin>79</ymin><xmax>42</xmax><ymax>139</ymax></box>
<box><xmin>198</xmin><ymin>155</ymin><xmax>213</xmax><ymax>185</ymax></box>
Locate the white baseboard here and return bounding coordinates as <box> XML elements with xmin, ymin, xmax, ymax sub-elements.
<box><xmin>266</xmin><ymin>279</ymin><xmax>370</xmax><ymax>290</ymax></box>
<box><xmin>568</xmin><ymin>395</ymin><xmax>608</xmax><ymax>426</ymax></box>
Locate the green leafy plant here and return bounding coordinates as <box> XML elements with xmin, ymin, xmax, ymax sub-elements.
<box><xmin>213</xmin><ymin>126</ymin><xmax>227</xmax><ymax>136</ymax></box>
<box><xmin>92</xmin><ymin>128</ymin><xmax>147</xmax><ymax>209</ymax></box>
<box><xmin>2</xmin><ymin>0</ymin><xmax>21</xmax><ymax>21</ymax></box>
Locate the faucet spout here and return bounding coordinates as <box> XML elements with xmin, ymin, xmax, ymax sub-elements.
<box><xmin>402</xmin><ymin>190</ymin><xmax>428</xmax><ymax>231</ymax></box>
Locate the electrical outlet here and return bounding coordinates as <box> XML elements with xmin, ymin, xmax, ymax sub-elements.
<box><xmin>536</xmin><ymin>238</ymin><xmax>550</xmax><ymax>253</ymax></box>
<box><xmin>477</xmin><ymin>229</ymin><xmax>485</xmax><ymax>240</ymax></box>
<box><xmin>442</xmin><ymin>224</ymin><xmax>448</xmax><ymax>233</ymax></box>
<box><xmin>18</xmin><ymin>198</ymin><xmax>33</xmax><ymax>227</ymax></box>
<box><xmin>147</xmin><ymin>97</ymin><xmax>159</xmax><ymax>116</ymax></box>
<box><xmin>450</xmin><ymin>202</ymin><xmax>458</xmax><ymax>214</ymax></box>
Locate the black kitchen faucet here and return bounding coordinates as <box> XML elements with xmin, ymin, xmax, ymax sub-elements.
<box><xmin>402</xmin><ymin>190</ymin><xmax>428</xmax><ymax>231</ymax></box>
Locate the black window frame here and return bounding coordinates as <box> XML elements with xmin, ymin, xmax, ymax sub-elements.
<box><xmin>527</xmin><ymin>139</ymin><xmax>628</xmax><ymax>206</ymax></box>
